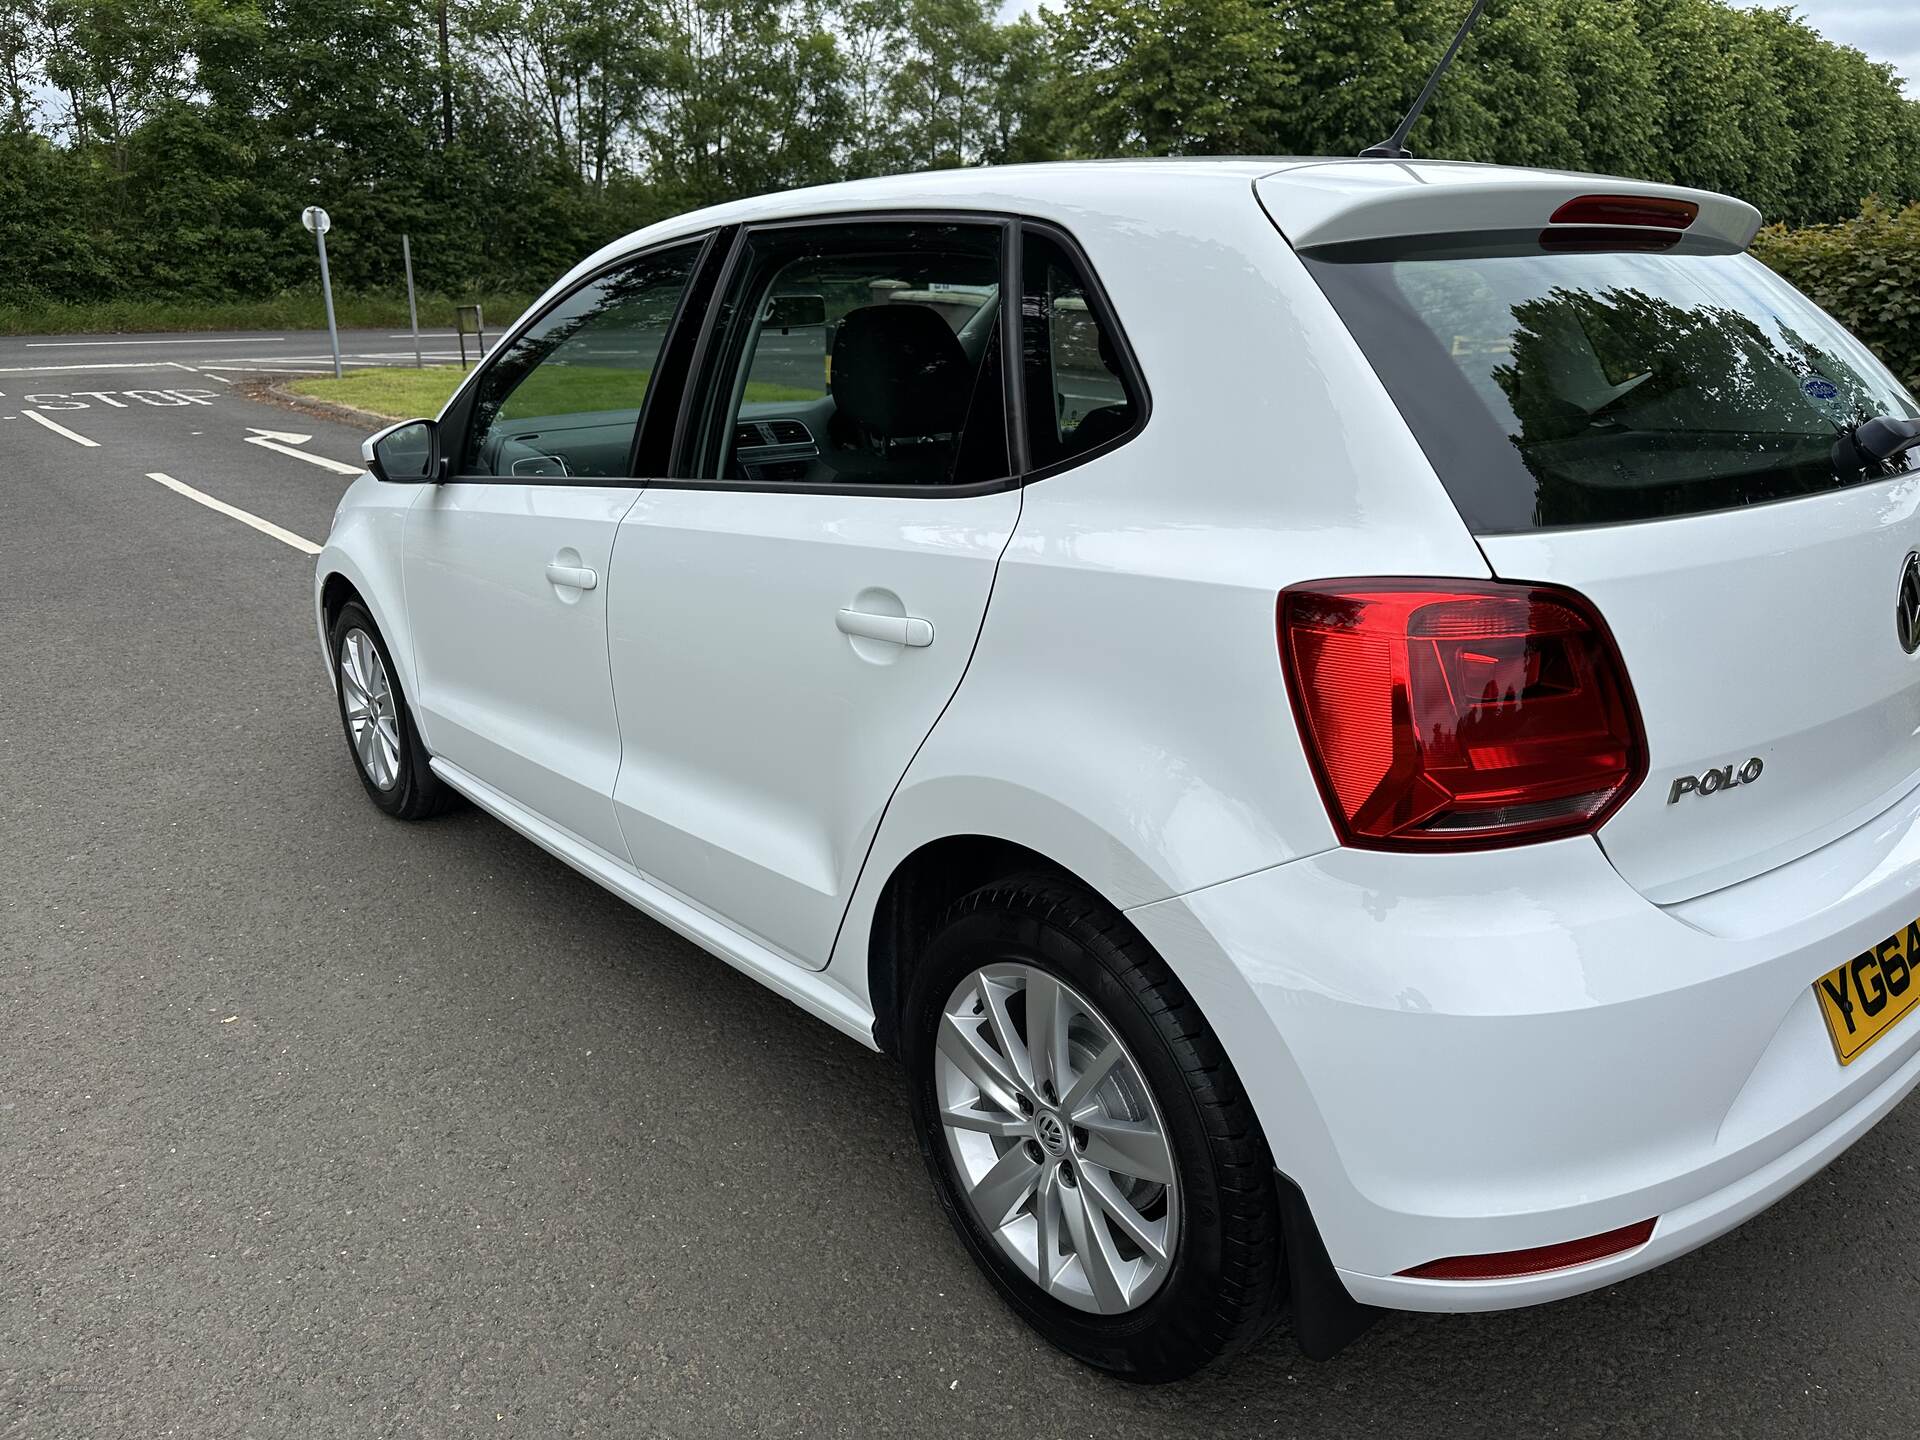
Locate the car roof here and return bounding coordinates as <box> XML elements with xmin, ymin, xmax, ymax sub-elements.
<box><xmin>614</xmin><ymin>156</ymin><xmax>1753</xmax><ymax>242</ymax></box>
<box><xmin>542</xmin><ymin>157</ymin><xmax>1760</xmax><ymax>318</ymax></box>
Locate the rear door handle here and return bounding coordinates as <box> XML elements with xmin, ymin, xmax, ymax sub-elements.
<box><xmin>836</xmin><ymin>608</ymin><xmax>933</xmax><ymax>647</ymax></box>
<box><xmin>545</xmin><ymin>562</ymin><xmax>598</xmax><ymax>591</ymax></box>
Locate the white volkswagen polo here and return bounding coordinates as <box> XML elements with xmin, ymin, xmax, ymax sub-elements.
<box><xmin>315</xmin><ymin>158</ymin><xmax>1920</xmax><ymax>1379</ymax></box>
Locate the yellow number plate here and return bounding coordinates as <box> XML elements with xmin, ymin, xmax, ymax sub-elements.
<box><xmin>1814</xmin><ymin>919</ymin><xmax>1920</xmax><ymax>1065</ymax></box>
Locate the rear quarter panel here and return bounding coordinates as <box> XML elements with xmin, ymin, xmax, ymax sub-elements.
<box><xmin>827</xmin><ymin>176</ymin><xmax>1490</xmax><ymax>990</ymax></box>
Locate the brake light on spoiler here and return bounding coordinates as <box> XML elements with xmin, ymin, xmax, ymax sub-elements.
<box><xmin>1540</xmin><ymin>193</ymin><xmax>1700</xmax><ymax>253</ymax></box>
<box><xmin>1549</xmin><ymin>194</ymin><xmax>1699</xmax><ymax>229</ymax></box>
<box><xmin>1278</xmin><ymin>579</ymin><xmax>1647</xmax><ymax>850</ymax></box>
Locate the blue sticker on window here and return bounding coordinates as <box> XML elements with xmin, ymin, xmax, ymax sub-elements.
<box><xmin>1802</xmin><ymin>376</ymin><xmax>1840</xmax><ymax>402</ymax></box>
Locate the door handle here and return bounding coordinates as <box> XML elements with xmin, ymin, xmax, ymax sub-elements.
<box><xmin>836</xmin><ymin>608</ymin><xmax>933</xmax><ymax>647</ymax></box>
<box><xmin>545</xmin><ymin>562</ymin><xmax>598</xmax><ymax>591</ymax></box>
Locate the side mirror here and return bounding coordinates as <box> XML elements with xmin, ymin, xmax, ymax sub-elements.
<box><xmin>362</xmin><ymin>418</ymin><xmax>442</xmax><ymax>483</ymax></box>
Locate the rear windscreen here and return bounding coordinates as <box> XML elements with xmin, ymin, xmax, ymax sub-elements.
<box><xmin>1302</xmin><ymin>239</ymin><xmax>1920</xmax><ymax>533</ymax></box>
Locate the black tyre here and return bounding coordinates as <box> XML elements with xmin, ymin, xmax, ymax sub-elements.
<box><xmin>903</xmin><ymin>873</ymin><xmax>1283</xmax><ymax>1381</ymax></box>
<box><xmin>327</xmin><ymin>600</ymin><xmax>453</xmax><ymax>821</ymax></box>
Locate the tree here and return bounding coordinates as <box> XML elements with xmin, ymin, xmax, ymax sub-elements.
<box><xmin>1047</xmin><ymin>0</ymin><xmax>1286</xmax><ymax>156</ymax></box>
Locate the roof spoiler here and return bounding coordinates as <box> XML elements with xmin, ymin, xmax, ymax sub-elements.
<box><xmin>1256</xmin><ymin>167</ymin><xmax>1764</xmax><ymax>254</ymax></box>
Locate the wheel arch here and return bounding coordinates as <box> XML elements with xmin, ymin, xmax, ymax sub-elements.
<box><xmin>313</xmin><ymin>539</ymin><xmax>424</xmax><ymax>738</ymax></box>
<box><xmin>860</xmin><ymin>833</ymin><xmax>1078</xmax><ymax>1055</ymax></box>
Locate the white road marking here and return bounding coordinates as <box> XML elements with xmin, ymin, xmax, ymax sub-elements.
<box><xmin>201</xmin><ymin>373</ymin><xmax>232</xmax><ymax>384</ymax></box>
<box><xmin>242</xmin><ymin>431</ymin><xmax>362</xmax><ymax>474</ymax></box>
<box><xmin>22</xmin><ymin>409</ymin><xmax>99</xmax><ymax>446</ymax></box>
<box><xmin>25</xmin><ymin>336</ymin><xmax>287</xmax><ymax>348</ymax></box>
<box><xmin>0</xmin><ymin>361</ymin><xmax>229</xmax><ymax>374</ymax></box>
<box><xmin>200</xmin><ymin>365</ymin><xmax>335</xmax><ymax>374</ymax></box>
<box><xmin>248</xmin><ymin>427</ymin><xmax>312</xmax><ymax>443</ymax></box>
<box><xmin>169</xmin><ymin>361</ymin><xmax>199</xmax><ymax>372</ymax></box>
<box><xmin>146</xmin><ymin>472</ymin><xmax>321</xmax><ymax>555</ymax></box>
<box><xmin>19</xmin><ymin>387</ymin><xmax>221</xmax><ymax>409</ymax></box>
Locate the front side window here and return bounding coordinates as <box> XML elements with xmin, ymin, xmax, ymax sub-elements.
<box><xmin>462</xmin><ymin>240</ymin><xmax>702</xmax><ymax>479</ymax></box>
<box><xmin>698</xmin><ymin>221</ymin><xmax>1009</xmax><ymax>489</ymax></box>
<box><xmin>1020</xmin><ymin>229</ymin><xmax>1139</xmax><ymax>468</ymax></box>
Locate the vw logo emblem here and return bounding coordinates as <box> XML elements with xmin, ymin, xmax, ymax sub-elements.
<box><xmin>1899</xmin><ymin>551</ymin><xmax>1920</xmax><ymax>656</ymax></box>
<box><xmin>1035</xmin><ymin>1113</ymin><xmax>1068</xmax><ymax>1155</ymax></box>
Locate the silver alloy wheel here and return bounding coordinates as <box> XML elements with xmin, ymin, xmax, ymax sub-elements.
<box><xmin>338</xmin><ymin>628</ymin><xmax>402</xmax><ymax>791</ymax></box>
<box><xmin>935</xmin><ymin>962</ymin><xmax>1181</xmax><ymax>1314</ymax></box>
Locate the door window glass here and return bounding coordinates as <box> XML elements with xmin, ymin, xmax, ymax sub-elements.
<box><xmin>463</xmin><ymin>241</ymin><xmax>702</xmax><ymax>479</ymax></box>
<box><xmin>1020</xmin><ymin>229</ymin><xmax>1139</xmax><ymax>467</ymax></box>
<box><xmin>704</xmin><ymin>222</ymin><xmax>1008</xmax><ymax>489</ymax></box>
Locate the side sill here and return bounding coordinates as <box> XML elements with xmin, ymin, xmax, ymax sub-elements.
<box><xmin>430</xmin><ymin>758</ymin><xmax>881</xmax><ymax>1050</ymax></box>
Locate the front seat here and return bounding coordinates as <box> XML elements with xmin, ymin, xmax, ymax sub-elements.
<box><xmin>823</xmin><ymin>304</ymin><xmax>972</xmax><ymax>483</ymax></box>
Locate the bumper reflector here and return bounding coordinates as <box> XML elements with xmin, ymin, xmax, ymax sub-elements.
<box><xmin>1399</xmin><ymin>1219</ymin><xmax>1657</xmax><ymax>1281</ymax></box>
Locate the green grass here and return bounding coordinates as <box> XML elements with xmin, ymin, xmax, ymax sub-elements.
<box><xmin>0</xmin><ymin>291</ymin><xmax>537</xmax><ymax>337</ymax></box>
<box><xmin>287</xmin><ymin>364</ymin><xmax>474</xmax><ymax>420</ymax></box>
<box><xmin>289</xmin><ymin>362</ymin><xmax>822</xmax><ymax>422</ymax></box>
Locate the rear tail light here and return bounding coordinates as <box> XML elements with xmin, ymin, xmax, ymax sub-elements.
<box><xmin>1278</xmin><ymin>579</ymin><xmax>1645</xmax><ymax>850</ymax></box>
<box><xmin>1399</xmin><ymin>1219</ymin><xmax>1657</xmax><ymax>1281</ymax></box>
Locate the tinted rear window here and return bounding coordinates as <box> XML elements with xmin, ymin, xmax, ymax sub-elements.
<box><xmin>1303</xmin><ymin>238</ymin><xmax>1920</xmax><ymax>532</ymax></box>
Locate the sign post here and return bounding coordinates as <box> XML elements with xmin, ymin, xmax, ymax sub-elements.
<box><xmin>455</xmin><ymin>304</ymin><xmax>485</xmax><ymax>372</ymax></box>
<box><xmin>302</xmin><ymin>205</ymin><xmax>342</xmax><ymax>380</ymax></box>
<box><xmin>401</xmin><ymin>233</ymin><xmax>422</xmax><ymax>369</ymax></box>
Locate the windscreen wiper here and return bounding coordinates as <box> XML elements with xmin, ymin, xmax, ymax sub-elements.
<box><xmin>1832</xmin><ymin>415</ymin><xmax>1920</xmax><ymax>476</ymax></box>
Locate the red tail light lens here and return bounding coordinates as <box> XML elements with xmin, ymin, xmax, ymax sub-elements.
<box><xmin>1278</xmin><ymin>579</ymin><xmax>1645</xmax><ymax>850</ymax></box>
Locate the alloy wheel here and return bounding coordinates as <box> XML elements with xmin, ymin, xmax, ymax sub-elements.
<box><xmin>935</xmin><ymin>962</ymin><xmax>1181</xmax><ymax>1314</ymax></box>
<box><xmin>339</xmin><ymin>628</ymin><xmax>402</xmax><ymax>791</ymax></box>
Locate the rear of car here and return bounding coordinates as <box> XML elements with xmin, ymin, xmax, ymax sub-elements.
<box><xmin>1140</xmin><ymin>162</ymin><xmax>1920</xmax><ymax>1313</ymax></box>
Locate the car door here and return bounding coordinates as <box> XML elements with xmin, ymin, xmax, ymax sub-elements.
<box><xmin>404</xmin><ymin>236</ymin><xmax>710</xmax><ymax>860</ymax></box>
<box><xmin>606</xmin><ymin>217</ymin><xmax>1022</xmax><ymax>967</ymax></box>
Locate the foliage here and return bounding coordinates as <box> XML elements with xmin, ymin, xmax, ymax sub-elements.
<box><xmin>1044</xmin><ymin>0</ymin><xmax>1920</xmax><ymax>224</ymax></box>
<box><xmin>1753</xmin><ymin>201</ymin><xmax>1920</xmax><ymax>393</ymax></box>
<box><xmin>0</xmin><ymin>0</ymin><xmax>1916</xmax><ymax>327</ymax></box>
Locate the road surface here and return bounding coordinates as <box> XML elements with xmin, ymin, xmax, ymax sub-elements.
<box><xmin>2</xmin><ymin>336</ymin><xmax>1916</xmax><ymax>1437</ymax></box>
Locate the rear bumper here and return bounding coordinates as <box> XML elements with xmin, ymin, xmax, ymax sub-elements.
<box><xmin>1127</xmin><ymin>778</ymin><xmax>1920</xmax><ymax>1314</ymax></box>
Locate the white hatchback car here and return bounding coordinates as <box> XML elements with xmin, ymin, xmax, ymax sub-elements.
<box><xmin>316</xmin><ymin>159</ymin><xmax>1920</xmax><ymax>1379</ymax></box>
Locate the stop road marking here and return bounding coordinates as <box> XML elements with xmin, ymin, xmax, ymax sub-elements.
<box><xmin>24</xmin><ymin>389</ymin><xmax>219</xmax><ymax>409</ymax></box>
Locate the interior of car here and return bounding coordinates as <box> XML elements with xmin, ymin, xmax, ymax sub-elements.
<box><xmin>721</xmin><ymin>244</ymin><xmax>1007</xmax><ymax>489</ymax></box>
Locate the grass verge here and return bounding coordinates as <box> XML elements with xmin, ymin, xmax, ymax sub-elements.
<box><xmin>0</xmin><ymin>292</ymin><xmax>537</xmax><ymax>337</ymax></box>
<box><xmin>288</xmin><ymin>364</ymin><xmax>822</xmax><ymax>423</ymax></box>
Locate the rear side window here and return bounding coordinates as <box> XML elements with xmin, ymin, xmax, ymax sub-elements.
<box><xmin>1020</xmin><ymin>229</ymin><xmax>1140</xmax><ymax>468</ymax></box>
<box><xmin>1304</xmin><ymin>241</ymin><xmax>1920</xmax><ymax>532</ymax></box>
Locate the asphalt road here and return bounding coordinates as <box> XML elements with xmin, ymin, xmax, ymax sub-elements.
<box><xmin>0</xmin><ymin>328</ymin><xmax>497</xmax><ymax>379</ymax></box>
<box><xmin>5</xmin><ymin>336</ymin><xmax>1920</xmax><ymax>1439</ymax></box>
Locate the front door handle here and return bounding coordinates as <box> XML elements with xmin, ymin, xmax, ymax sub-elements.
<box><xmin>545</xmin><ymin>562</ymin><xmax>598</xmax><ymax>591</ymax></box>
<box><xmin>836</xmin><ymin>608</ymin><xmax>933</xmax><ymax>647</ymax></box>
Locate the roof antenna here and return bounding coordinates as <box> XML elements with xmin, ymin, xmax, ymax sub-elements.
<box><xmin>1360</xmin><ymin>0</ymin><xmax>1490</xmax><ymax>159</ymax></box>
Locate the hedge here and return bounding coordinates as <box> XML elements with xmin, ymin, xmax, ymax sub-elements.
<box><xmin>1754</xmin><ymin>200</ymin><xmax>1920</xmax><ymax>394</ymax></box>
